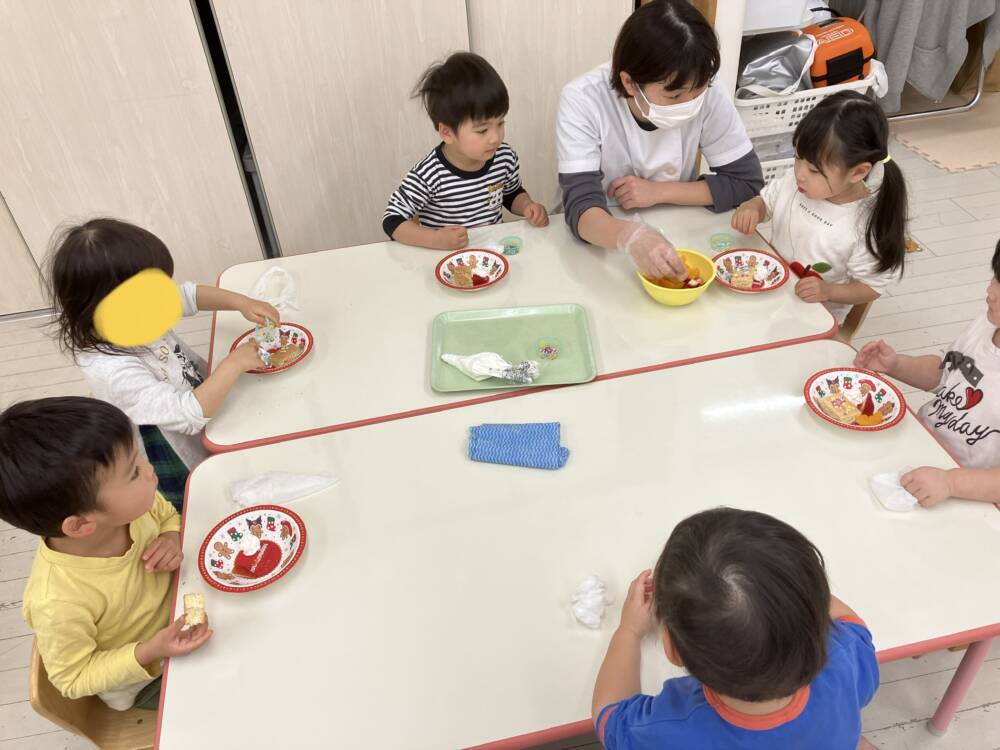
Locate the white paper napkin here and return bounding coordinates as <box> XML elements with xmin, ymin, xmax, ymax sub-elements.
<box><xmin>869</xmin><ymin>468</ymin><xmax>918</xmax><ymax>512</ymax></box>
<box><xmin>571</xmin><ymin>575</ymin><xmax>613</xmax><ymax>629</ymax></box>
<box><xmin>229</xmin><ymin>472</ymin><xmax>337</xmax><ymax>507</ymax></box>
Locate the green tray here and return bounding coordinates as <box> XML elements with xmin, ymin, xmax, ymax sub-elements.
<box><xmin>430</xmin><ymin>304</ymin><xmax>597</xmax><ymax>393</ymax></box>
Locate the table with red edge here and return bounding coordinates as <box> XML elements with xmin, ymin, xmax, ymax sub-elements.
<box><xmin>202</xmin><ymin>206</ymin><xmax>834</xmax><ymax>453</ymax></box>
<box><xmin>157</xmin><ymin>339</ymin><xmax>1000</xmax><ymax>749</ymax></box>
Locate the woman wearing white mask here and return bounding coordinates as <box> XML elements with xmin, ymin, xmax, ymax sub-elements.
<box><xmin>557</xmin><ymin>0</ymin><xmax>762</xmax><ymax>279</ymax></box>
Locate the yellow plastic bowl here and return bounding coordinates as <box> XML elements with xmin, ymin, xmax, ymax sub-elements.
<box><xmin>636</xmin><ymin>248</ymin><xmax>716</xmax><ymax>306</ymax></box>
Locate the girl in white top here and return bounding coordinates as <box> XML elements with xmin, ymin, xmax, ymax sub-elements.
<box><xmin>556</xmin><ymin>0</ymin><xmax>762</xmax><ymax>281</ymax></box>
<box><xmin>854</xmin><ymin>240</ymin><xmax>1000</xmax><ymax>507</ymax></box>
<box><xmin>48</xmin><ymin>219</ymin><xmax>276</xmax><ymax>509</ymax></box>
<box><xmin>732</xmin><ymin>92</ymin><xmax>908</xmax><ymax>323</ymax></box>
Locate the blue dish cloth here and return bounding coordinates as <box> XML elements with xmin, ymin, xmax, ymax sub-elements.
<box><xmin>468</xmin><ymin>422</ymin><xmax>570</xmax><ymax>470</ymax></box>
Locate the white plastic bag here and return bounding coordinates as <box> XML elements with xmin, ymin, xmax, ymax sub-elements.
<box><xmin>229</xmin><ymin>472</ymin><xmax>337</xmax><ymax>507</ymax></box>
<box><xmin>250</xmin><ymin>266</ymin><xmax>299</xmax><ymax>311</ymax></box>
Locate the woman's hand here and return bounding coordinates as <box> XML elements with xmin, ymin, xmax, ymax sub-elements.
<box><xmin>608</xmin><ymin>176</ymin><xmax>664</xmax><ymax>210</ymax></box>
<box><xmin>617</xmin><ymin>222</ymin><xmax>685</xmax><ymax>280</ymax></box>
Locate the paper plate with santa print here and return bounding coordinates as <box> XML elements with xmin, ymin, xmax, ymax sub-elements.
<box><xmin>803</xmin><ymin>368</ymin><xmax>906</xmax><ymax>432</ymax></box>
<box><xmin>435</xmin><ymin>249</ymin><xmax>509</xmax><ymax>291</ymax></box>
<box><xmin>198</xmin><ymin>505</ymin><xmax>307</xmax><ymax>593</ymax></box>
<box><xmin>229</xmin><ymin>322</ymin><xmax>314</xmax><ymax>375</ymax></box>
<box><xmin>712</xmin><ymin>249</ymin><xmax>789</xmax><ymax>293</ymax></box>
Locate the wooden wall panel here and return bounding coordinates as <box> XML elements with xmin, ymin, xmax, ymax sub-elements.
<box><xmin>0</xmin><ymin>194</ymin><xmax>45</xmax><ymax>315</ymax></box>
<box><xmin>211</xmin><ymin>0</ymin><xmax>470</xmax><ymax>253</ymax></box>
<box><xmin>0</xmin><ymin>0</ymin><xmax>263</xmax><ymax>288</ymax></box>
<box><xmin>467</xmin><ymin>0</ymin><xmax>633</xmax><ymax>210</ymax></box>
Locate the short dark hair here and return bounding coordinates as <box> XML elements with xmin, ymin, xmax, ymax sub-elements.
<box><xmin>992</xmin><ymin>238</ymin><xmax>1000</xmax><ymax>281</ymax></box>
<box><xmin>413</xmin><ymin>52</ymin><xmax>509</xmax><ymax>131</ymax></box>
<box><xmin>611</xmin><ymin>0</ymin><xmax>720</xmax><ymax>97</ymax></box>
<box><xmin>653</xmin><ymin>508</ymin><xmax>831</xmax><ymax>701</ymax></box>
<box><xmin>47</xmin><ymin>218</ymin><xmax>175</xmax><ymax>357</ymax></box>
<box><xmin>0</xmin><ymin>397</ymin><xmax>135</xmax><ymax>537</ymax></box>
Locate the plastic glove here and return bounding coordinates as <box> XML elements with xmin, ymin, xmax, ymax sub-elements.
<box><xmin>616</xmin><ymin>222</ymin><xmax>685</xmax><ymax>280</ymax></box>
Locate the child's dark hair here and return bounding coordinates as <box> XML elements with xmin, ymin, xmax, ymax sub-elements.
<box><xmin>992</xmin><ymin>238</ymin><xmax>1000</xmax><ymax>281</ymax></box>
<box><xmin>794</xmin><ymin>91</ymin><xmax>907</xmax><ymax>274</ymax></box>
<box><xmin>611</xmin><ymin>0</ymin><xmax>720</xmax><ymax>97</ymax></box>
<box><xmin>413</xmin><ymin>52</ymin><xmax>509</xmax><ymax>132</ymax></box>
<box><xmin>0</xmin><ymin>397</ymin><xmax>134</xmax><ymax>537</ymax></box>
<box><xmin>653</xmin><ymin>508</ymin><xmax>831</xmax><ymax>701</ymax></box>
<box><xmin>47</xmin><ymin>218</ymin><xmax>174</xmax><ymax>357</ymax></box>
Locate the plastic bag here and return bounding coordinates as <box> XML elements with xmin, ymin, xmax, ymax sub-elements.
<box><xmin>250</xmin><ymin>266</ymin><xmax>299</xmax><ymax>311</ymax></box>
<box><xmin>737</xmin><ymin>31</ymin><xmax>816</xmax><ymax>99</ymax></box>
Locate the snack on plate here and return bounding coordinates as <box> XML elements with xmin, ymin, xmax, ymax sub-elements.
<box><xmin>818</xmin><ymin>392</ymin><xmax>862</xmax><ymax>424</ymax></box>
<box><xmin>447</xmin><ymin>263</ymin><xmax>474</xmax><ymax>288</ymax></box>
<box><xmin>266</xmin><ymin>331</ymin><xmax>305</xmax><ymax>368</ymax></box>
<box><xmin>730</xmin><ymin>266</ymin><xmax>754</xmax><ymax>290</ymax></box>
<box><xmin>183</xmin><ymin>592</ymin><xmax>206</xmax><ymax>628</ymax></box>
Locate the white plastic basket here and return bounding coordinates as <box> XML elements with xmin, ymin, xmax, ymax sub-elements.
<box><xmin>761</xmin><ymin>158</ymin><xmax>794</xmax><ymax>185</ymax></box>
<box><xmin>736</xmin><ymin>68</ymin><xmax>879</xmax><ymax>139</ymax></box>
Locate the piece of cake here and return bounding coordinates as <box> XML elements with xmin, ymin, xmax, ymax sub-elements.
<box><xmin>818</xmin><ymin>394</ymin><xmax>861</xmax><ymax>424</ymax></box>
<box><xmin>183</xmin><ymin>592</ymin><xmax>206</xmax><ymax>628</ymax></box>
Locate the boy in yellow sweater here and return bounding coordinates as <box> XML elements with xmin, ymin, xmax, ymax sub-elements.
<box><xmin>0</xmin><ymin>397</ymin><xmax>212</xmax><ymax>710</ymax></box>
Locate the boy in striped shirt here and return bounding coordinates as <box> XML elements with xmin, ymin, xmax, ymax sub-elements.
<box><xmin>383</xmin><ymin>52</ymin><xmax>548</xmax><ymax>250</ymax></box>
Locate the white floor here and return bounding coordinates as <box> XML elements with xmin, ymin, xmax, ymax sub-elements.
<box><xmin>2</xmin><ymin>139</ymin><xmax>1000</xmax><ymax>748</ymax></box>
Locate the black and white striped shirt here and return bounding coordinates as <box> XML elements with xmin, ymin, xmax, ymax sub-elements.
<box><xmin>383</xmin><ymin>143</ymin><xmax>525</xmax><ymax>237</ymax></box>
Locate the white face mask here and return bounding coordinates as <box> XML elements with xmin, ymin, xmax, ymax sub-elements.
<box><xmin>635</xmin><ymin>84</ymin><xmax>706</xmax><ymax>128</ymax></box>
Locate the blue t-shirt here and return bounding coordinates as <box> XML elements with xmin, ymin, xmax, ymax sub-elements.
<box><xmin>597</xmin><ymin>619</ymin><xmax>878</xmax><ymax>749</ymax></box>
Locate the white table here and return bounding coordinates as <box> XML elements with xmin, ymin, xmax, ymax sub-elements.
<box><xmin>203</xmin><ymin>207</ymin><xmax>834</xmax><ymax>451</ymax></box>
<box><xmin>158</xmin><ymin>340</ymin><xmax>1000</xmax><ymax>749</ymax></box>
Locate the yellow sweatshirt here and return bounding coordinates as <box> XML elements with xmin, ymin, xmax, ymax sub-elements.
<box><xmin>22</xmin><ymin>494</ymin><xmax>181</xmax><ymax>700</ymax></box>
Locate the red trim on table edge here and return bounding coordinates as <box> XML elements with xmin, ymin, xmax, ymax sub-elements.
<box><xmin>803</xmin><ymin>367</ymin><xmax>907</xmax><ymax>433</ymax></box>
<box><xmin>196</xmin><ymin>504</ymin><xmax>307</xmax><ymax>593</ymax></box>
<box><xmin>711</xmin><ymin>248</ymin><xmax>791</xmax><ymax>293</ymax></box>
<box><xmin>201</xmin><ymin>316</ymin><xmax>840</xmax><ymax>453</ymax></box>
<box><xmin>434</xmin><ymin>249</ymin><xmax>510</xmax><ymax>292</ymax></box>
<box><xmin>228</xmin><ymin>322</ymin><xmax>315</xmax><ymax>375</ymax></box>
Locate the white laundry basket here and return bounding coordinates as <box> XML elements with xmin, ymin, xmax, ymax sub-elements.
<box><xmin>736</xmin><ymin>67</ymin><xmax>880</xmax><ymax>139</ymax></box>
<box><xmin>760</xmin><ymin>158</ymin><xmax>795</xmax><ymax>185</ymax></box>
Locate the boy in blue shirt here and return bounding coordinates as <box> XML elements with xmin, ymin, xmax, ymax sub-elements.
<box><xmin>594</xmin><ymin>508</ymin><xmax>879</xmax><ymax>749</ymax></box>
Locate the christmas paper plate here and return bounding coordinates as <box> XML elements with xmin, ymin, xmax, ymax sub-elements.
<box><xmin>229</xmin><ymin>322</ymin><xmax>313</xmax><ymax>375</ymax></box>
<box><xmin>435</xmin><ymin>249</ymin><xmax>509</xmax><ymax>291</ymax></box>
<box><xmin>803</xmin><ymin>368</ymin><xmax>906</xmax><ymax>432</ymax></box>
<box><xmin>712</xmin><ymin>249</ymin><xmax>789</xmax><ymax>293</ymax></box>
<box><xmin>198</xmin><ymin>505</ymin><xmax>307</xmax><ymax>593</ymax></box>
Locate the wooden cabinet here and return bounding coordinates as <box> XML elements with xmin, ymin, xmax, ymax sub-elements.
<box><xmin>210</xmin><ymin>0</ymin><xmax>470</xmax><ymax>254</ymax></box>
<box><xmin>0</xmin><ymin>0</ymin><xmax>263</xmax><ymax>296</ymax></box>
<box><xmin>467</xmin><ymin>0</ymin><xmax>633</xmax><ymax>211</ymax></box>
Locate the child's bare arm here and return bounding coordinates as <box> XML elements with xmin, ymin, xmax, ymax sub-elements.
<box><xmin>592</xmin><ymin>571</ymin><xmax>654</xmax><ymax>722</ymax></box>
<box><xmin>509</xmin><ymin>192</ymin><xmax>549</xmax><ymax>227</ymax></box>
<box><xmin>391</xmin><ymin>219</ymin><xmax>468</xmax><ymax>251</ymax></box>
<box><xmin>731</xmin><ymin>196</ymin><xmax>768</xmax><ymax>235</ymax></box>
<box><xmin>854</xmin><ymin>340</ymin><xmax>943</xmax><ymax>391</ymax></box>
<box><xmin>194</xmin><ymin>343</ymin><xmax>262</xmax><ymax>417</ymax></box>
<box><xmin>196</xmin><ymin>285</ymin><xmax>279</xmax><ymax>325</ymax></box>
<box><xmin>795</xmin><ymin>278</ymin><xmax>880</xmax><ymax>306</ymax></box>
<box><xmin>902</xmin><ymin>465</ymin><xmax>1000</xmax><ymax>507</ymax></box>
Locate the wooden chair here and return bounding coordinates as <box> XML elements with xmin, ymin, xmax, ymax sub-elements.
<box><xmin>28</xmin><ymin>640</ymin><xmax>156</xmax><ymax>750</ymax></box>
<box><xmin>835</xmin><ymin>301</ymin><xmax>873</xmax><ymax>343</ymax></box>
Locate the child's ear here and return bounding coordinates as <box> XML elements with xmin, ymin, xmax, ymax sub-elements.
<box><xmin>619</xmin><ymin>71</ymin><xmax>638</xmax><ymax>98</ymax></box>
<box><xmin>849</xmin><ymin>162</ymin><xmax>873</xmax><ymax>183</ymax></box>
<box><xmin>438</xmin><ymin>123</ymin><xmax>456</xmax><ymax>144</ymax></box>
<box><xmin>61</xmin><ymin>514</ymin><xmax>98</xmax><ymax>538</ymax></box>
<box><xmin>661</xmin><ymin>627</ymin><xmax>684</xmax><ymax>667</ymax></box>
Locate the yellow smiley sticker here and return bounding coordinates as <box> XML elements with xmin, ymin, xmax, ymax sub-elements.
<box><xmin>94</xmin><ymin>269</ymin><xmax>182</xmax><ymax>347</ymax></box>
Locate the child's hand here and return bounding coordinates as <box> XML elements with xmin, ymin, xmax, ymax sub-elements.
<box><xmin>902</xmin><ymin>467</ymin><xmax>953</xmax><ymax>507</ymax></box>
<box><xmin>238</xmin><ymin>297</ymin><xmax>280</xmax><ymax>327</ymax></box>
<box><xmin>137</xmin><ymin>615</ymin><xmax>213</xmax><ymax>664</ymax></box>
<box><xmin>731</xmin><ymin>203</ymin><xmax>762</xmax><ymax>235</ymax></box>
<box><xmin>619</xmin><ymin>569</ymin><xmax>655</xmax><ymax>639</ymax></box>
<box><xmin>143</xmin><ymin>531</ymin><xmax>183</xmax><ymax>572</ymax></box>
<box><xmin>522</xmin><ymin>201</ymin><xmax>549</xmax><ymax>227</ymax></box>
<box><xmin>607</xmin><ymin>176</ymin><xmax>661</xmax><ymax>210</ymax></box>
<box><xmin>854</xmin><ymin>339</ymin><xmax>898</xmax><ymax>374</ymax></box>
<box><xmin>434</xmin><ymin>226</ymin><xmax>469</xmax><ymax>251</ymax></box>
<box><xmin>795</xmin><ymin>277</ymin><xmax>831</xmax><ymax>303</ymax></box>
<box><xmin>225</xmin><ymin>341</ymin><xmax>265</xmax><ymax>372</ymax></box>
